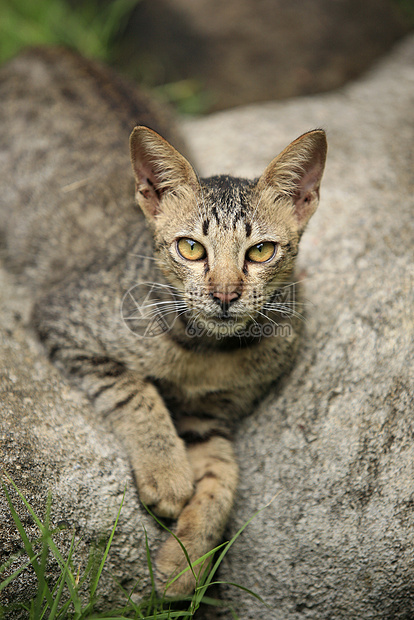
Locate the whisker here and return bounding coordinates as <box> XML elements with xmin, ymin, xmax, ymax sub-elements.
<box><xmin>261</xmin><ymin>298</ymin><xmax>306</xmax><ymax>320</ymax></box>
<box><xmin>255</xmin><ymin>310</ymin><xmax>282</xmax><ymax>327</ymax></box>
<box><xmin>124</xmin><ymin>301</ymin><xmax>188</xmax><ymax>317</ymax></box>
<box><xmin>136</xmin><ymin>300</ymin><xmax>188</xmax><ymax>310</ymax></box>
<box><xmin>132</xmin><ymin>281</ymin><xmax>187</xmax><ymax>299</ymax></box>
<box><xmin>157</xmin><ymin>307</ymin><xmax>188</xmax><ymax>320</ymax></box>
<box><xmin>245</xmin><ymin>311</ymin><xmax>261</xmax><ymax>330</ymax></box>
<box><xmin>275</xmin><ymin>307</ymin><xmax>305</xmax><ymax>321</ymax></box>
<box><xmin>174</xmin><ymin>307</ymin><xmax>192</xmax><ymax>322</ymax></box>
<box><xmin>141</xmin><ymin>305</ymin><xmax>188</xmax><ymax>319</ymax></box>
<box><xmin>264</xmin><ymin>300</ymin><xmax>308</xmax><ymax>309</ymax></box>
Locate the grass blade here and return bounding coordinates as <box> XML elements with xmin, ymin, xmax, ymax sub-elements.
<box><xmin>0</xmin><ymin>556</ymin><xmax>38</xmax><ymax>593</ymax></box>
<box><xmin>89</xmin><ymin>488</ymin><xmax>126</xmax><ymax>602</ymax></box>
<box><xmin>192</xmin><ymin>492</ymin><xmax>281</xmax><ymax>607</ymax></box>
<box><xmin>34</xmin><ymin>493</ymin><xmax>52</xmax><ymax>618</ymax></box>
<box><xmin>1</xmin><ymin>481</ymin><xmax>54</xmax><ymax>610</ymax></box>
<box><xmin>47</xmin><ymin>531</ymin><xmax>77</xmax><ymax>620</ymax></box>
<box><xmin>199</xmin><ymin>581</ymin><xmax>268</xmax><ymax>606</ymax></box>
<box><xmin>2</xmin><ymin>475</ymin><xmax>83</xmax><ymax>615</ymax></box>
<box><xmin>141</xmin><ymin>503</ymin><xmax>197</xmax><ymax>591</ymax></box>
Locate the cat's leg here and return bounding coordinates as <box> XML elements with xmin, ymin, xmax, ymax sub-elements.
<box><xmin>155</xmin><ymin>419</ymin><xmax>238</xmax><ymax>597</ymax></box>
<box><xmin>85</xmin><ymin>369</ymin><xmax>195</xmax><ymax>519</ymax></box>
<box><xmin>40</xmin><ymin>343</ymin><xmax>194</xmax><ymax>517</ymax></box>
<box><xmin>33</xmin><ymin>284</ymin><xmax>194</xmax><ymax>518</ymax></box>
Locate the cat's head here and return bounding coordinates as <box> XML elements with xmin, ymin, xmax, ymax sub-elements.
<box><xmin>130</xmin><ymin>126</ymin><xmax>327</xmax><ymax>338</ymax></box>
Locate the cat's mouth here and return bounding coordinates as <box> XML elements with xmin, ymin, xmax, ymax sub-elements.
<box><xmin>216</xmin><ymin>309</ymin><xmax>235</xmax><ymax>321</ymax></box>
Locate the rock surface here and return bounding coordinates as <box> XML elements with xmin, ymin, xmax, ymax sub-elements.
<box><xmin>0</xmin><ymin>270</ymin><xmax>162</xmax><ymax>612</ymax></box>
<box><xmin>1</xmin><ymin>33</ymin><xmax>413</xmax><ymax>618</ymax></box>
<box><xmin>181</xmin><ymin>35</ymin><xmax>414</xmax><ymax>618</ymax></box>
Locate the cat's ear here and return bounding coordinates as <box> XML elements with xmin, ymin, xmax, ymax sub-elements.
<box><xmin>130</xmin><ymin>126</ymin><xmax>199</xmax><ymax>220</ymax></box>
<box><xmin>257</xmin><ymin>129</ymin><xmax>327</xmax><ymax>233</ymax></box>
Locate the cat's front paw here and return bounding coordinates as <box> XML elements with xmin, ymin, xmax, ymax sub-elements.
<box><xmin>133</xmin><ymin>448</ymin><xmax>194</xmax><ymax>519</ymax></box>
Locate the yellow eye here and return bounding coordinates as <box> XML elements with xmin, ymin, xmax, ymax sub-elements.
<box><xmin>177</xmin><ymin>238</ymin><xmax>206</xmax><ymax>261</ymax></box>
<box><xmin>246</xmin><ymin>242</ymin><xmax>276</xmax><ymax>263</ymax></box>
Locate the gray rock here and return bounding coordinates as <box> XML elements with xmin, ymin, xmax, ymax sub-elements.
<box><xmin>1</xmin><ymin>33</ymin><xmax>413</xmax><ymax>618</ymax></box>
<box><xmin>181</xmin><ymin>35</ymin><xmax>414</xmax><ymax>618</ymax></box>
<box><xmin>0</xmin><ymin>270</ymin><xmax>162</xmax><ymax>611</ymax></box>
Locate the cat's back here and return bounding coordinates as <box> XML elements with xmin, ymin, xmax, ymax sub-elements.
<box><xmin>0</xmin><ymin>48</ymin><xmax>183</xmax><ymax>291</ymax></box>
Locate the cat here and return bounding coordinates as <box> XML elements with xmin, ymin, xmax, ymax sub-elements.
<box><xmin>0</xmin><ymin>48</ymin><xmax>327</xmax><ymax>597</ymax></box>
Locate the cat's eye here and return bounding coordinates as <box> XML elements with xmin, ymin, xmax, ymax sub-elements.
<box><xmin>177</xmin><ymin>238</ymin><xmax>207</xmax><ymax>261</ymax></box>
<box><xmin>246</xmin><ymin>242</ymin><xmax>276</xmax><ymax>263</ymax></box>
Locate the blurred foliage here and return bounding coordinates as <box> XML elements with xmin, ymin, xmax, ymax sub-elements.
<box><xmin>0</xmin><ymin>0</ymin><xmax>142</xmax><ymax>64</ymax></box>
<box><xmin>393</xmin><ymin>0</ymin><xmax>414</xmax><ymax>23</ymax></box>
<box><xmin>2</xmin><ymin>0</ymin><xmax>409</xmax><ymax>115</ymax></box>
<box><xmin>0</xmin><ymin>0</ymin><xmax>210</xmax><ymax>113</ymax></box>
<box><xmin>154</xmin><ymin>79</ymin><xmax>214</xmax><ymax>116</ymax></box>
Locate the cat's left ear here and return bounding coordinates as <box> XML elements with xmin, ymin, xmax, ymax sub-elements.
<box><xmin>130</xmin><ymin>126</ymin><xmax>199</xmax><ymax>220</ymax></box>
<box><xmin>257</xmin><ymin>129</ymin><xmax>327</xmax><ymax>233</ymax></box>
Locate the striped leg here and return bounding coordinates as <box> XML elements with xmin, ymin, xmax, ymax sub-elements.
<box><xmin>83</xmin><ymin>367</ymin><xmax>195</xmax><ymax>519</ymax></box>
<box><xmin>156</xmin><ymin>421</ymin><xmax>238</xmax><ymax>597</ymax></box>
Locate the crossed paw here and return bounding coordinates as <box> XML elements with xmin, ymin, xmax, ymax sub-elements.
<box><xmin>132</xmin><ymin>441</ymin><xmax>194</xmax><ymax>519</ymax></box>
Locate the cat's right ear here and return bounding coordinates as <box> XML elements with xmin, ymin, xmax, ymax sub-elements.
<box><xmin>130</xmin><ymin>126</ymin><xmax>199</xmax><ymax>220</ymax></box>
<box><xmin>257</xmin><ymin>129</ymin><xmax>327</xmax><ymax>234</ymax></box>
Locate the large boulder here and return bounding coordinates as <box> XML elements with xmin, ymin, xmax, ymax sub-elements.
<box><xmin>1</xmin><ymin>33</ymin><xmax>413</xmax><ymax>618</ymax></box>
<box><xmin>181</xmin><ymin>35</ymin><xmax>414</xmax><ymax>618</ymax></box>
<box><xmin>0</xmin><ymin>269</ymin><xmax>162</xmax><ymax>612</ymax></box>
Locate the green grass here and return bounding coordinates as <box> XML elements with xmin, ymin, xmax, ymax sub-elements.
<box><xmin>0</xmin><ymin>0</ymin><xmax>211</xmax><ymax>114</ymax></box>
<box><xmin>1</xmin><ymin>475</ymin><xmax>267</xmax><ymax>619</ymax></box>
<box><xmin>0</xmin><ymin>0</ymin><xmax>140</xmax><ymax>65</ymax></box>
<box><xmin>393</xmin><ymin>0</ymin><xmax>414</xmax><ymax>24</ymax></box>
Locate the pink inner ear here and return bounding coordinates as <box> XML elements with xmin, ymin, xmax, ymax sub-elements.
<box><xmin>136</xmin><ymin>182</ymin><xmax>151</xmax><ymax>200</ymax></box>
<box><xmin>134</xmin><ymin>161</ymin><xmax>162</xmax><ymax>218</ymax></box>
<box><xmin>292</xmin><ymin>160</ymin><xmax>324</xmax><ymax>228</ymax></box>
<box><xmin>136</xmin><ymin>161</ymin><xmax>159</xmax><ymax>191</ymax></box>
<box><xmin>298</xmin><ymin>160</ymin><xmax>323</xmax><ymax>196</ymax></box>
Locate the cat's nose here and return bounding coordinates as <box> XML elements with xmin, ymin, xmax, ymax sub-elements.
<box><xmin>210</xmin><ymin>290</ymin><xmax>240</xmax><ymax>308</ymax></box>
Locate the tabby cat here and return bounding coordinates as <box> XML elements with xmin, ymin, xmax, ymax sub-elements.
<box><xmin>0</xmin><ymin>48</ymin><xmax>327</xmax><ymax>596</ymax></box>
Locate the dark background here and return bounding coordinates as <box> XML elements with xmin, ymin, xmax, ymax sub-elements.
<box><xmin>1</xmin><ymin>0</ymin><xmax>413</xmax><ymax>111</ymax></box>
